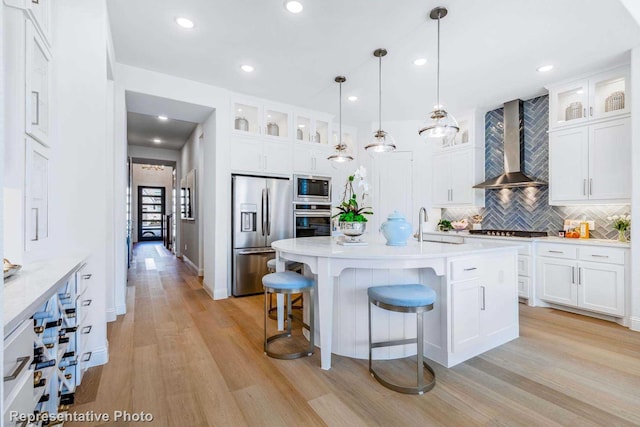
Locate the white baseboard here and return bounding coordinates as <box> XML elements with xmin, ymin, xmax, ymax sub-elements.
<box><xmin>115</xmin><ymin>303</ymin><xmax>126</xmax><ymax>316</ymax></box>
<box><xmin>213</xmin><ymin>287</ymin><xmax>228</xmax><ymax>300</ymax></box>
<box><xmin>182</xmin><ymin>255</ymin><xmax>199</xmax><ymax>274</ymax></box>
<box><xmin>630</xmin><ymin>316</ymin><xmax>640</xmax><ymax>331</ymax></box>
<box><xmin>106</xmin><ymin>308</ymin><xmax>117</xmax><ymax>322</ymax></box>
<box><xmin>87</xmin><ymin>342</ymin><xmax>109</xmax><ymax>368</ymax></box>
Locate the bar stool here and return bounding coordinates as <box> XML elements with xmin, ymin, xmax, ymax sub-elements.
<box><xmin>266</xmin><ymin>259</ymin><xmax>302</xmax><ymax>320</ymax></box>
<box><xmin>368</xmin><ymin>284</ymin><xmax>436</xmax><ymax>395</ymax></box>
<box><xmin>262</xmin><ymin>271</ymin><xmax>315</xmax><ymax>359</ymax></box>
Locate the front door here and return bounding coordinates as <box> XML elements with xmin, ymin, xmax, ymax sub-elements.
<box><xmin>138</xmin><ymin>186</ymin><xmax>165</xmax><ymax>241</ymax></box>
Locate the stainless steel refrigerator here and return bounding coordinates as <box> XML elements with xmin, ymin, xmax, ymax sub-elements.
<box><xmin>232</xmin><ymin>175</ymin><xmax>292</xmax><ymax>296</ymax></box>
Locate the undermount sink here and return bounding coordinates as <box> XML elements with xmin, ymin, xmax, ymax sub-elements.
<box><xmin>414</xmin><ymin>234</ymin><xmax>465</xmax><ymax>244</ymax></box>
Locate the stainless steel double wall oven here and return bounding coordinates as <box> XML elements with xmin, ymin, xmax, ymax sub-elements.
<box><xmin>292</xmin><ymin>174</ymin><xmax>332</xmax><ymax>239</ymax></box>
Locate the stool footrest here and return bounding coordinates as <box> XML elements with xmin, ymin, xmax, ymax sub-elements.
<box><xmin>371</xmin><ymin>338</ymin><xmax>417</xmax><ymax>349</ymax></box>
<box><xmin>370</xmin><ymin>361</ymin><xmax>436</xmax><ymax>395</ymax></box>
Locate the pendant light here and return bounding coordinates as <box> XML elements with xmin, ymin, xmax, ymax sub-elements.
<box><xmin>365</xmin><ymin>48</ymin><xmax>396</xmax><ymax>153</ymax></box>
<box><xmin>328</xmin><ymin>76</ymin><xmax>354</xmax><ymax>163</ymax></box>
<box><xmin>418</xmin><ymin>7</ymin><xmax>459</xmax><ymax>140</ymax></box>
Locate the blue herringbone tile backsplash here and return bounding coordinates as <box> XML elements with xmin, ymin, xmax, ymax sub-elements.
<box><xmin>442</xmin><ymin>95</ymin><xmax>629</xmax><ymax>240</ymax></box>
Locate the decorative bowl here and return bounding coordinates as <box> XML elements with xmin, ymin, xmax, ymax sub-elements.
<box><xmin>339</xmin><ymin>221</ymin><xmax>366</xmax><ymax>239</ymax></box>
<box><xmin>3</xmin><ymin>258</ymin><xmax>22</xmax><ymax>280</ymax></box>
<box><xmin>451</xmin><ymin>219</ymin><xmax>468</xmax><ymax>231</ymax></box>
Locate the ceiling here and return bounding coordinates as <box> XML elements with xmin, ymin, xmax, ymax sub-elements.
<box><xmin>108</xmin><ymin>0</ymin><xmax>640</xmax><ymax>125</ymax></box>
<box><xmin>126</xmin><ymin>91</ymin><xmax>213</xmax><ymax>149</ymax></box>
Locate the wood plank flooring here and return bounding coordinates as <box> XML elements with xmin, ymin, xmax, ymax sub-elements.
<box><xmin>67</xmin><ymin>242</ymin><xmax>640</xmax><ymax>426</ymax></box>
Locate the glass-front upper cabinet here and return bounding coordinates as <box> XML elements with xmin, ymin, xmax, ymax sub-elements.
<box><xmin>548</xmin><ymin>66</ymin><xmax>630</xmax><ymax>129</ymax></box>
<box><xmin>315</xmin><ymin>119</ymin><xmax>329</xmax><ymax>144</ymax></box>
<box><xmin>264</xmin><ymin>105</ymin><xmax>290</xmax><ymax>139</ymax></box>
<box><xmin>295</xmin><ymin>115</ymin><xmax>311</xmax><ymax>142</ymax></box>
<box><xmin>232</xmin><ymin>101</ymin><xmax>261</xmax><ymax>136</ymax></box>
<box><xmin>590</xmin><ymin>68</ymin><xmax>629</xmax><ymax>120</ymax></box>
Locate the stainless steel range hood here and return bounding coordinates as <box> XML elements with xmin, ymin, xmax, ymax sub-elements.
<box><xmin>473</xmin><ymin>99</ymin><xmax>547</xmax><ymax>189</ymax></box>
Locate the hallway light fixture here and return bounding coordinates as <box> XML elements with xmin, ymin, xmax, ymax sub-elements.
<box><xmin>418</xmin><ymin>7</ymin><xmax>459</xmax><ymax>140</ymax></box>
<box><xmin>141</xmin><ymin>164</ymin><xmax>165</xmax><ymax>172</ymax></box>
<box><xmin>328</xmin><ymin>76</ymin><xmax>354</xmax><ymax>163</ymax></box>
<box><xmin>365</xmin><ymin>48</ymin><xmax>396</xmax><ymax>153</ymax></box>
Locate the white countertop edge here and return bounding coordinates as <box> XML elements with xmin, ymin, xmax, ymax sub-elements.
<box><xmin>422</xmin><ymin>230</ymin><xmax>630</xmax><ymax>248</ymax></box>
<box><xmin>3</xmin><ymin>255</ymin><xmax>87</xmax><ymax>336</ymax></box>
<box><xmin>272</xmin><ymin>236</ymin><xmax>519</xmax><ymax>260</ymax></box>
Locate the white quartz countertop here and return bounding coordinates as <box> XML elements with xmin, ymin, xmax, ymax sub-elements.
<box><xmin>272</xmin><ymin>236</ymin><xmax>519</xmax><ymax>259</ymax></box>
<box><xmin>422</xmin><ymin>230</ymin><xmax>630</xmax><ymax>248</ymax></box>
<box><xmin>4</xmin><ymin>255</ymin><xmax>86</xmax><ymax>336</ymax></box>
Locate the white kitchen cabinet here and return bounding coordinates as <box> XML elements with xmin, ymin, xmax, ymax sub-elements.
<box><xmin>548</xmin><ymin>66</ymin><xmax>630</xmax><ymax>129</ymax></box>
<box><xmin>3</xmin><ymin>320</ymin><xmax>35</xmax><ymax>426</ymax></box>
<box><xmin>536</xmin><ymin>243</ymin><xmax>626</xmax><ymax>317</ymax></box>
<box><xmin>5</xmin><ymin>0</ymin><xmax>52</xmax><ymax>45</ymax></box>
<box><xmin>230</xmin><ymin>137</ymin><xmax>292</xmax><ymax>175</ymax></box>
<box><xmin>25</xmin><ymin>17</ymin><xmax>52</xmax><ymax>146</ymax></box>
<box><xmin>449</xmin><ymin>253</ymin><xmax>518</xmax><ymax>358</ymax></box>
<box><xmin>432</xmin><ymin>147</ymin><xmax>484</xmax><ymax>207</ymax></box>
<box><xmin>263</xmin><ymin>103</ymin><xmax>292</xmax><ymax>141</ymax></box>
<box><xmin>293</xmin><ymin>145</ymin><xmax>333</xmax><ymax>175</ymax></box>
<box><xmin>549</xmin><ymin>117</ymin><xmax>630</xmax><ymax>205</ymax></box>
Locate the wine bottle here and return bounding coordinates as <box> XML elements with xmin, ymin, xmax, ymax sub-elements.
<box><xmin>38</xmin><ymin>393</ymin><xmax>50</xmax><ymax>403</ymax></box>
<box><xmin>64</xmin><ymin>308</ymin><xmax>76</xmax><ymax>318</ymax></box>
<box><xmin>34</xmin><ymin>359</ymin><xmax>56</xmax><ymax>370</ymax></box>
<box><xmin>59</xmin><ymin>392</ymin><xmax>74</xmax><ymax>405</ymax></box>
<box><xmin>34</xmin><ymin>378</ymin><xmax>46</xmax><ymax>387</ymax></box>
<box><xmin>58</xmin><ymin>336</ymin><xmax>70</xmax><ymax>344</ymax></box>
<box><xmin>60</xmin><ymin>326</ymin><xmax>77</xmax><ymax>333</ymax></box>
<box><xmin>62</xmin><ymin>351</ymin><xmax>75</xmax><ymax>359</ymax></box>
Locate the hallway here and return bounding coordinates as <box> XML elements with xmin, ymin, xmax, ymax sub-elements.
<box><xmin>67</xmin><ymin>242</ymin><xmax>640</xmax><ymax>426</ymax></box>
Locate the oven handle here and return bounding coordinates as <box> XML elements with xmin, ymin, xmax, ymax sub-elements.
<box><xmin>237</xmin><ymin>249</ymin><xmax>276</xmax><ymax>255</ymax></box>
<box><xmin>294</xmin><ymin>211</ymin><xmax>332</xmax><ymax>218</ymax></box>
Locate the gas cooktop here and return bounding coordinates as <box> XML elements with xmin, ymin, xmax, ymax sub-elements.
<box><xmin>468</xmin><ymin>229</ymin><xmax>548</xmax><ymax>238</ymax></box>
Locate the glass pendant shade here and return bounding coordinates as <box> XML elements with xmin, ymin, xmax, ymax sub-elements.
<box><xmin>366</xmin><ymin>48</ymin><xmax>395</xmax><ymax>153</ymax></box>
<box><xmin>328</xmin><ymin>76</ymin><xmax>353</xmax><ymax>163</ymax></box>
<box><xmin>365</xmin><ymin>130</ymin><xmax>396</xmax><ymax>152</ymax></box>
<box><xmin>418</xmin><ymin>108</ymin><xmax>459</xmax><ymax>139</ymax></box>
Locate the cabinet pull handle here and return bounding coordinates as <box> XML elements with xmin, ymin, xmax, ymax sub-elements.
<box><xmin>591</xmin><ymin>254</ymin><xmax>609</xmax><ymax>258</ymax></box>
<box><xmin>572</xmin><ymin>266</ymin><xmax>576</xmax><ymax>284</ymax></box>
<box><xmin>578</xmin><ymin>267</ymin><xmax>582</xmax><ymax>285</ymax></box>
<box><xmin>590</xmin><ymin>106</ymin><xmax>593</xmax><ymax>117</ymax></box>
<box><xmin>82</xmin><ymin>299</ymin><xmax>92</xmax><ymax>306</ymax></box>
<box><xmin>548</xmin><ymin>250</ymin><xmax>563</xmax><ymax>254</ymax></box>
<box><xmin>82</xmin><ymin>274</ymin><xmax>92</xmax><ymax>279</ymax></box>
<box><xmin>583</xmin><ymin>108</ymin><xmax>586</xmax><ymax>118</ymax></box>
<box><xmin>480</xmin><ymin>286</ymin><xmax>486</xmax><ymax>311</ymax></box>
<box><xmin>4</xmin><ymin>356</ymin><xmax>30</xmax><ymax>382</ymax></box>
<box><xmin>81</xmin><ymin>325</ymin><xmax>92</xmax><ymax>334</ymax></box>
<box><xmin>82</xmin><ymin>352</ymin><xmax>92</xmax><ymax>362</ymax></box>
<box><xmin>463</xmin><ymin>267</ymin><xmax>477</xmax><ymax>271</ymax></box>
<box><xmin>589</xmin><ymin>178</ymin><xmax>593</xmax><ymax>196</ymax></box>
<box><xmin>583</xmin><ymin>179</ymin><xmax>587</xmax><ymax>196</ymax></box>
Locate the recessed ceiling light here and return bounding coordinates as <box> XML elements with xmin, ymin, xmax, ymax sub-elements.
<box><xmin>241</xmin><ymin>64</ymin><xmax>254</xmax><ymax>73</ymax></box>
<box><xmin>158</xmin><ymin>115</ymin><xmax>168</xmax><ymax>121</ymax></box>
<box><xmin>537</xmin><ymin>64</ymin><xmax>554</xmax><ymax>72</ymax></box>
<box><xmin>413</xmin><ymin>58</ymin><xmax>427</xmax><ymax>66</ymax></box>
<box><xmin>152</xmin><ymin>138</ymin><xmax>162</xmax><ymax>144</ymax></box>
<box><xmin>298</xmin><ymin>124</ymin><xmax>305</xmax><ymax>128</ymax></box>
<box><xmin>347</xmin><ymin>96</ymin><xmax>358</xmax><ymax>102</ymax></box>
<box><xmin>284</xmin><ymin>1</ymin><xmax>303</xmax><ymax>14</ymax></box>
<box><xmin>576</xmin><ymin>90</ymin><xmax>584</xmax><ymax>95</ymax></box>
<box><xmin>175</xmin><ymin>17</ymin><xmax>195</xmax><ymax>29</ymax></box>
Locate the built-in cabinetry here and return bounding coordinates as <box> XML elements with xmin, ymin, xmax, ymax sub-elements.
<box><xmin>547</xmin><ymin>66</ymin><xmax>631</xmax><ymax>205</ymax></box>
<box><xmin>229</xmin><ymin>98</ymin><xmax>356</xmax><ymax>177</ymax></box>
<box><xmin>3</xmin><ymin>258</ymin><xmax>104</xmax><ymax>426</ymax></box>
<box><xmin>431</xmin><ymin>110</ymin><xmax>485</xmax><ymax>207</ymax></box>
<box><xmin>448</xmin><ymin>252</ymin><xmax>518</xmax><ymax>365</ymax></box>
<box><xmin>536</xmin><ymin>243</ymin><xmax>627</xmax><ymax>317</ymax></box>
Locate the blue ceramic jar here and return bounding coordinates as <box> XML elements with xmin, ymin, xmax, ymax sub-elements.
<box><xmin>380</xmin><ymin>211</ymin><xmax>412</xmax><ymax>246</ymax></box>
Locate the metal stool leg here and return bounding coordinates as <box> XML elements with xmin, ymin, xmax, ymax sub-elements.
<box><xmin>264</xmin><ymin>287</ymin><xmax>315</xmax><ymax>360</ymax></box>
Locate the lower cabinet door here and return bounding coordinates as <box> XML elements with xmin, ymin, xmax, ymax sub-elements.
<box><xmin>538</xmin><ymin>258</ymin><xmax>577</xmax><ymax>307</ymax></box>
<box><xmin>481</xmin><ymin>254</ymin><xmax>518</xmax><ymax>338</ymax></box>
<box><xmin>451</xmin><ymin>279</ymin><xmax>482</xmax><ymax>353</ymax></box>
<box><xmin>578</xmin><ymin>261</ymin><xmax>625</xmax><ymax>316</ymax></box>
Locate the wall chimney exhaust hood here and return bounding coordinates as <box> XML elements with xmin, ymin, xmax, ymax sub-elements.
<box><xmin>473</xmin><ymin>99</ymin><xmax>547</xmax><ymax>189</ymax></box>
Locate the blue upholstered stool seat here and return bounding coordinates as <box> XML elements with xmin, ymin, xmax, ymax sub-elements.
<box><xmin>262</xmin><ymin>271</ymin><xmax>313</xmax><ymax>290</ymax></box>
<box><xmin>368</xmin><ymin>283</ymin><xmax>436</xmax><ymax>395</ymax></box>
<box><xmin>266</xmin><ymin>258</ymin><xmax>277</xmax><ymax>270</ymax></box>
<box><xmin>367</xmin><ymin>284</ymin><xmax>436</xmax><ymax>308</ymax></box>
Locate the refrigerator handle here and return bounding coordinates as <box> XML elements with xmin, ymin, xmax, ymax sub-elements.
<box><xmin>266</xmin><ymin>187</ymin><xmax>271</xmax><ymax>236</ymax></box>
<box><xmin>261</xmin><ymin>188</ymin><xmax>266</xmax><ymax>236</ymax></box>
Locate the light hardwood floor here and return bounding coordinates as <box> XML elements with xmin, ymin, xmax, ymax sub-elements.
<box><xmin>67</xmin><ymin>242</ymin><xmax>640</xmax><ymax>427</ymax></box>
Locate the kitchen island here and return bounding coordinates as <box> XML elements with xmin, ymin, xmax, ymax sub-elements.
<box><xmin>271</xmin><ymin>236</ymin><xmax>520</xmax><ymax>370</ymax></box>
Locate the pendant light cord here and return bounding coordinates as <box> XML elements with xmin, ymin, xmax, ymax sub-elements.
<box><xmin>436</xmin><ymin>12</ymin><xmax>441</xmax><ymax>109</ymax></box>
<box><xmin>339</xmin><ymin>80</ymin><xmax>343</xmax><ymax>148</ymax></box>
<box><xmin>378</xmin><ymin>55</ymin><xmax>382</xmax><ymax>131</ymax></box>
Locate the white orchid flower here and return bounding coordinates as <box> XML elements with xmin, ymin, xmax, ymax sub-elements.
<box><xmin>354</xmin><ymin>165</ymin><xmax>367</xmax><ymax>180</ymax></box>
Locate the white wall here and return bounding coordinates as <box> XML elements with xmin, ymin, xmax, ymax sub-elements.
<box><xmin>0</xmin><ymin>0</ymin><xmax>5</xmax><ymax>407</ymax></box>
<box><xmin>630</xmin><ymin>46</ymin><xmax>640</xmax><ymax>331</ymax></box>
<box><xmin>179</xmin><ymin>125</ymin><xmax>203</xmax><ymax>274</ymax></box>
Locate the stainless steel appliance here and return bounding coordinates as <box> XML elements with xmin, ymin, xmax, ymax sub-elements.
<box><xmin>468</xmin><ymin>229</ymin><xmax>548</xmax><ymax>238</ymax></box>
<box><xmin>232</xmin><ymin>175</ymin><xmax>292</xmax><ymax>296</ymax></box>
<box><xmin>293</xmin><ymin>174</ymin><xmax>331</xmax><ymax>203</ymax></box>
<box><xmin>293</xmin><ymin>203</ymin><xmax>332</xmax><ymax>238</ymax></box>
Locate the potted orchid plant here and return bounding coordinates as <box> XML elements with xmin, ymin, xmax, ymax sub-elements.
<box><xmin>333</xmin><ymin>166</ymin><xmax>372</xmax><ymax>238</ymax></box>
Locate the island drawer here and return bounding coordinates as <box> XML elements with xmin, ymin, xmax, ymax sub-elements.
<box><xmin>578</xmin><ymin>246</ymin><xmax>626</xmax><ymax>265</ymax></box>
<box><xmin>450</xmin><ymin>258</ymin><xmax>481</xmax><ymax>281</ymax></box>
<box><xmin>536</xmin><ymin>243</ymin><xmax>577</xmax><ymax>259</ymax></box>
